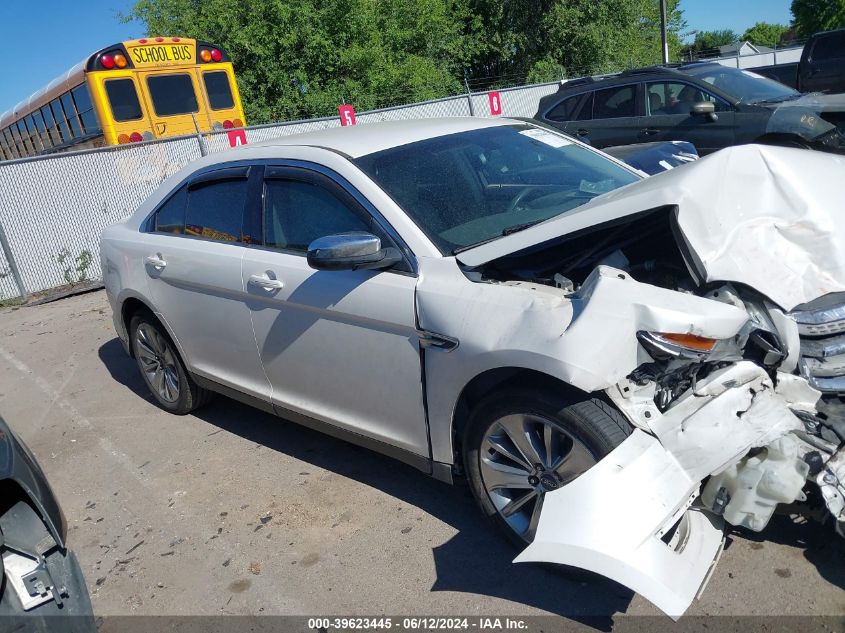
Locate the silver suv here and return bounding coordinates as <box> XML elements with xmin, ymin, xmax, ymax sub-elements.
<box><xmin>100</xmin><ymin>118</ymin><xmax>845</xmax><ymax>617</ymax></box>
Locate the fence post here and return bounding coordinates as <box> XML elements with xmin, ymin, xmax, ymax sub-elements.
<box><xmin>0</xmin><ymin>220</ymin><xmax>26</xmax><ymax>301</ymax></box>
<box><xmin>191</xmin><ymin>113</ymin><xmax>208</xmax><ymax>157</ymax></box>
<box><xmin>464</xmin><ymin>76</ymin><xmax>476</xmax><ymax>116</ymax></box>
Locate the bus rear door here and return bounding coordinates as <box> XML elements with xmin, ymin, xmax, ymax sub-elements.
<box><xmin>139</xmin><ymin>69</ymin><xmax>211</xmax><ymax>139</ymax></box>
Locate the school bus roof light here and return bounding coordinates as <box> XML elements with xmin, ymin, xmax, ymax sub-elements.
<box><xmin>199</xmin><ymin>49</ymin><xmax>212</xmax><ymax>63</ymax></box>
<box><xmin>100</xmin><ymin>54</ymin><xmax>115</xmax><ymax>70</ymax></box>
<box><xmin>114</xmin><ymin>54</ymin><xmax>128</xmax><ymax>69</ymax></box>
<box><xmin>210</xmin><ymin>48</ymin><xmax>222</xmax><ymax>62</ymax></box>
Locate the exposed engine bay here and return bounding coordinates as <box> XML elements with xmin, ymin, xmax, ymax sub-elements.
<box><xmin>467</xmin><ymin>204</ymin><xmax>845</xmax><ymax>616</ymax></box>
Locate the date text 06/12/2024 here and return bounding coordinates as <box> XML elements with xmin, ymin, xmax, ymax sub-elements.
<box><xmin>308</xmin><ymin>617</ymin><xmax>529</xmax><ymax>630</ymax></box>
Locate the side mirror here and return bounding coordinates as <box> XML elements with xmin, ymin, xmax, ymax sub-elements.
<box><xmin>306</xmin><ymin>232</ymin><xmax>401</xmax><ymax>271</ymax></box>
<box><xmin>690</xmin><ymin>101</ymin><xmax>718</xmax><ymax>121</ymax></box>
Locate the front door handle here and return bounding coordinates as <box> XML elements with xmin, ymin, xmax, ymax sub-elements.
<box><xmin>641</xmin><ymin>127</ymin><xmax>660</xmax><ymax>136</ymax></box>
<box><xmin>576</xmin><ymin>128</ymin><xmax>589</xmax><ymax>136</ymax></box>
<box><xmin>144</xmin><ymin>255</ymin><xmax>167</xmax><ymax>269</ymax></box>
<box><xmin>248</xmin><ymin>274</ymin><xmax>284</xmax><ymax>290</ymax></box>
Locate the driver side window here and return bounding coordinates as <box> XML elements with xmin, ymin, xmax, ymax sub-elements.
<box><xmin>646</xmin><ymin>81</ymin><xmax>729</xmax><ymax>115</ymax></box>
<box><xmin>263</xmin><ymin>178</ymin><xmax>372</xmax><ymax>252</ymax></box>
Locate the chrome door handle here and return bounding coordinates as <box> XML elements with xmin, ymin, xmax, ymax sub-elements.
<box><xmin>641</xmin><ymin>127</ymin><xmax>660</xmax><ymax>135</ymax></box>
<box><xmin>248</xmin><ymin>274</ymin><xmax>284</xmax><ymax>290</ymax></box>
<box><xmin>145</xmin><ymin>255</ymin><xmax>167</xmax><ymax>269</ymax></box>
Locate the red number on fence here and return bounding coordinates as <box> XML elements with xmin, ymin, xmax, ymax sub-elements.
<box><xmin>338</xmin><ymin>104</ymin><xmax>357</xmax><ymax>126</ymax></box>
<box><xmin>488</xmin><ymin>91</ymin><xmax>502</xmax><ymax>116</ymax></box>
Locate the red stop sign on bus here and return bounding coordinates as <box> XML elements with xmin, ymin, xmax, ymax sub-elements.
<box><xmin>488</xmin><ymin>91</ymin><xmax>503</xmax><ymax>116</ymax></box>
<box><xmin>338</xmin><ymin>104</ymin><xmax>357</xmax><ymax>126</ymax></box>
<box><xmin>227</xmin><ymin>129</ymin><xmax>247</xmax><ymax>147</ymax></box>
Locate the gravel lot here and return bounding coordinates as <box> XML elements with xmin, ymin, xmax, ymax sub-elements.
<box><xmin>0</xmin><ymin>290</ymin><xmax>843</xmax><ymax>624</ymax></box>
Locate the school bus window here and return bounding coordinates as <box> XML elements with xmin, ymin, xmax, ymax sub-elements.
<box><xmin>105</xmin><ymin>78</ymin><xmax>143</xmax><ymax>122</ymax></box>
<box><xmin>40</xmin><ymin>105</ymin><xmax>60</xmax><ymax>146</ymax></box>
<box><xmin>15</xmin><ymin>121</ymin><xmax>30</xmax><ymax>154</ymax></box>
<box><xmin>61</xmin><ymin>92</ymin><xmax>82</xmax><ymax>139</ymax></box>
<box><xmin>146</xmin><ymin>74</ymin><xmax>198</xmax><ymax>116</ymax></box>
<box><xmin>24</xmin><ymin>115</ymin><xmax>42</xmax><ymax>152</ymax></box>
<box><xmin>71</xmin><ymin>84</ymin><xmax>100</xmax><ymax>134</ymax></box>
<box><xmin>2</xmin><ymin>129</ymin><xmax>16</xmax><ymax>158</ymax></box>
<box><xmin>15</xmin><ymin>121</ymin><xmax>32</xmax><ymax>155</ymax></box>
<box><xmin>202</xmin><ymin>71</ymin><xmax>234</xmax><ymax>110</ymax></box>
<box><xmin>32</xmin><ymin>110</ymin><xmax>50</xmax><ymax>148</ymax></box>
<box><xmin>26</xmin><ymin>116</ymin><xmax>42</xmax><ymax>151</ymax></box>
<box><xmin>50</xmin><ymin>99</ymin><xmax>71</xmax><ymax>143</ymax></box>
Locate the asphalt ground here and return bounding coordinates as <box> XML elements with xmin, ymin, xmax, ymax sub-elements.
<box><xmin>0</xmin><ymin>290</ymin><xmax>843</xmax><ymax>628</ymax></box>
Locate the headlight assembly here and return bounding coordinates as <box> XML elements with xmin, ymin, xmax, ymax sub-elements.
<box><xmin>637</xmin><ymin>331</ymin><xmax>720</xmax><ymax>360</ymax></box>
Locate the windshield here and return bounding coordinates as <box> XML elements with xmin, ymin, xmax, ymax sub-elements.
<box><xmin>354</xmin><ymin>125</ymin><xmax>639</xmax><ymax>254</ymax></box>
<box><xmin>684</xmin><ymin>65</ymin><xmax>800</xmax><ymax>104</ymax></box>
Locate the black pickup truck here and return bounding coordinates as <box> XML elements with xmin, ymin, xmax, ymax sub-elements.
<box><xmin>751</xmin><ymin>28</ymin><xmax>845</xmax><ymax>93</ymax></box>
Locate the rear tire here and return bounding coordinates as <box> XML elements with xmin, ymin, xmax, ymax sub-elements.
<box><xmin>129</xmin><ymin>311</ymin><xmax>211</xmax><ymax>414</ymax></box>
<box><xmin>463</xmin><ymin>388</ymin><xmax>632</xmax><ymax>548</ymax></box>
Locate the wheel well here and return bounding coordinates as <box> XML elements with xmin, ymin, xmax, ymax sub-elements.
<box><xmin>451</xmin><ymin>368</ymin><xmax>590</xmax><ymax>463</ymax></box>
<box><xmin>120</xmin><ymin>297</ymin><xmax>156</xmax><ymax>358</ymax></box>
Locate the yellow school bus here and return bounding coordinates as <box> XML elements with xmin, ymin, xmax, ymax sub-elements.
<box><xmin>0</xmin><ymin>37</ymin><xmax>246</xmax><ymax>160</ymax></box>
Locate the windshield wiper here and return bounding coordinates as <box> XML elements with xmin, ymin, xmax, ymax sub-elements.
<box><xmin>501</xmin><ymin>219</ymin><xmax>545</xmax><ymax>236</ymax></box>
<box><xmin>752</xmin><ymin>93</ymin><xmax>803</xmax><ymax>104</ymax></box>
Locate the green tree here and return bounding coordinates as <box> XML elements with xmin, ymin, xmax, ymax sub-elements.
<box><xmin>741</xmin><ymin>22</ymin><xmax>789</xmax><ymax>47</ymax></box>
<box><xmin>125</xmin><ymin>0</ymin><xmax>688</xmax><ymax>123</ymax></box>
<box><xmin>126</xmin><ymin>0</ymin><xmax>470</xmax><ymax>123</ymax></box>
<box><xmin>680</xmin><ymin>29</ymin><xmax>737</xmax><ymax>60</ymax></box>
<box><xmin>791</xmin><ymin>0</ymin><xmax>845</xmax><ymax>37</ymax></box>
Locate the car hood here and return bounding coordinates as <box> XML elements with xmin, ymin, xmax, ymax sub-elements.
<box><xmin>456</xmin><ymin>143</ymin><xmax>845</xmax><ymax>312</ymax></box>
<box><xmin>764</xmin><ymin>92</ymin><xmax>845</xmax><ymax>140</ymax></box>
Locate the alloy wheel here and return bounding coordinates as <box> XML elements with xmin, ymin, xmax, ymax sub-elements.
<box><xmin>135</xmin><ymin>323</ymin><xmax>181</xmax><ymax>404</ymax></box>
<box><xmin>479</xmin><ymin>413</ymin><xmax>596</xmax><ymax>543</ymax></box>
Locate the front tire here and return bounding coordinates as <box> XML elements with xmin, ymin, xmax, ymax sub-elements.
<box><xmin>130</xmin><ymin>312</ymin><xmax>210</xmax><ymax>414</ymax></box>
<box><xmin>463</xmin><ymin>388</ymin><xmax>632</xmax><ymax>547</ymax></box>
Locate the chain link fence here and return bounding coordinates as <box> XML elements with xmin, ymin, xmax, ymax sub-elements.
<box><xmin>0</xmin><ymin>80</ymin><xmax>562</xmax><ymax>301</ymax></box>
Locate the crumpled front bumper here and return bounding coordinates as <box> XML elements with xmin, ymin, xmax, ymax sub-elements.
<box><xmin>514</xmin><ymin>362</ymin><xmax>819</xmax><ymax>618</ymax></box>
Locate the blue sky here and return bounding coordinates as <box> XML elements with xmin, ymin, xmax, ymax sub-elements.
<box><xmin>0</xmin><ymin>0</ymin><xmax>795</xmax><ymax>115</ymax></box>
<box><xmin>679</xmin><ymin>0</ymin><xmax>793</xmax><ymax>40</ymax></box>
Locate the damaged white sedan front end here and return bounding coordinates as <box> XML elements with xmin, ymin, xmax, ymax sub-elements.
<box><xmin>448</xmin><ymin>142</ymin><xmax>845</xmax><ymax>617</ymax></box>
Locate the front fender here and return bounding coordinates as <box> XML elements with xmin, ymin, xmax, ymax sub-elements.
<box><xmin>416</xmin><ymin>259</ymin><xmax>748</xmax><ymax>464</ymax></box>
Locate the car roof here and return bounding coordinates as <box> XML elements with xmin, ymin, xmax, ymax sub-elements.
<box><xmin>536</xmin><ymin>62</ymin><xmax>733</xmax><ymax>114</ymax></box>
<box><xmin>252</xmin><ymin>116</ymin><xmax>516</xmax><ymax>158</ymax></box>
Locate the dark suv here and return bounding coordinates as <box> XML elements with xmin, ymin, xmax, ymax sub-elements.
<box><xmin>535</xmin><ymin>63</ymin><xmax>845</xmax><ymax>154</ymax></box>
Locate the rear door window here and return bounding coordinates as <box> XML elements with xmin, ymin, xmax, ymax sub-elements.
<box><xmin>203</xmin><ymin>71</ymin><xmax>235</xmax><ymax>111</ymax></box>
<box><xmin>590</xmin><ymin>85</ymin><xmax>636</xmax><ymax>119</ymax></box>
<box><xmin>184</xmin><ymin>172</ymin><xmax>249</xmax><ymax>242</ymax></box>
<box><xmin>105</xmin><ymin>79</ymin><xmax>143</xmax><ymax>122</ymax></box>
<box><xmin>154</xmin><ymin>187</ymin><xmax>188</xmax><ymax>234</ymax></box>
<box><xmin>146</xmin><ymin>74</ymin><xmax>199</xmax><ymax>116</ymax></box>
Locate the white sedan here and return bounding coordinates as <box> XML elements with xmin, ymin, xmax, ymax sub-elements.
<box><xmin>100</xmin><ymin>117</ymin><xmax>845</xmax><ymax>617</ymax></box>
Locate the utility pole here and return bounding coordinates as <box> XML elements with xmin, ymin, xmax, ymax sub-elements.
<box><xmin>659</xmin><ymin>0</ymin><xmax>670</xmax><ymax>64</ymax></box>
